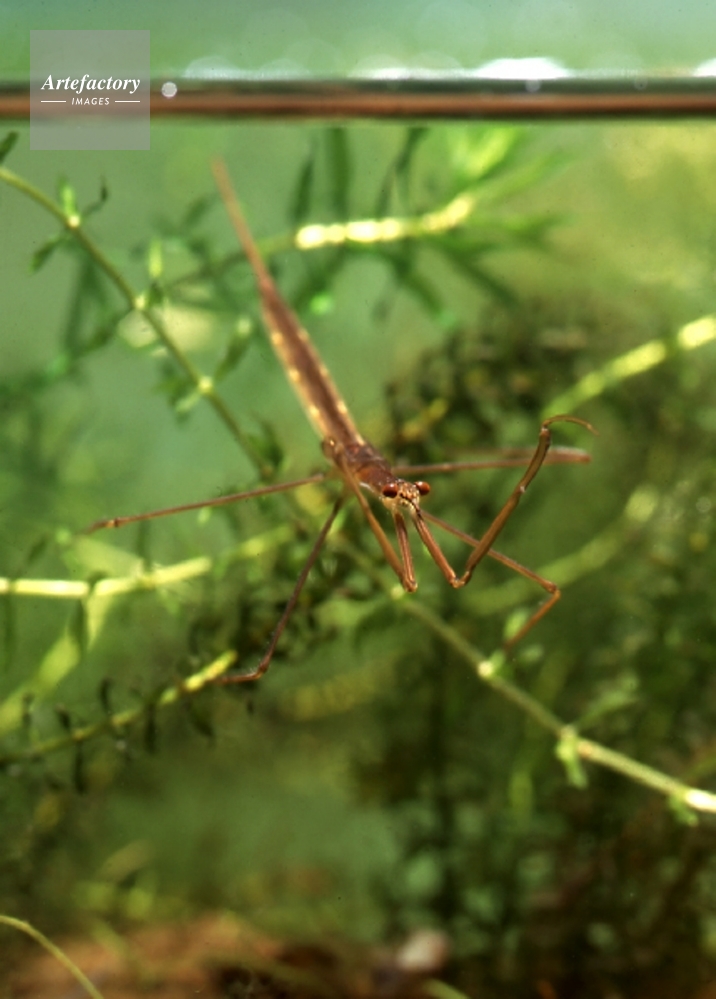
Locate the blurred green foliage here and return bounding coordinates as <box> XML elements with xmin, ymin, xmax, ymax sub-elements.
<box><xmin>2</xmin><ymin>122</ymin><xmax>716</xmax><ymax>997</ymax></box>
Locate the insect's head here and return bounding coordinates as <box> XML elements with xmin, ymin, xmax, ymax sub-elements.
<box><xmin>379</xmin><ymin>478</ymin><xmax>430</xmax><ymax>514</ymax></box>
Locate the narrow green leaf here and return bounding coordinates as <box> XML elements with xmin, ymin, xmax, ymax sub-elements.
<box><xmin>577</xmin><ymin>676</ymin><xmax>639</xmax><ymax>731</ymax></box>
<box><xmin>503</xmin><ymin>211</ymin><xmax>562</xmax><ymax>246</ymax></box>
<box><xmin>395</xmin><ymin>127</ymin><xmax>428</xmax><ymax>190</ymax></box>
<box><xmin>375</xmin><ymin>126</ymin><xmax>428</xmax><ymax>216</ymax></box>
<box><xmin>1</xmin><ymin>593</ymin><xmax>16</xmax><ymax>673</ymax></box>
<box><xmin>135</xmin><ymin>519</ymin><xmax>153</xmax><ymax>570</ymax></box>
<box><xmin>325</xmin><ymin>127</ymin><xmax>351</xmax><ymax>219</ymax></box>
<box><xmin>144</xmin><ymin>703</ymin><xmax>158</xmax><ymax>754</ymax></box>
<box><xmin>155</xmin><ymin>365</ymin><xmax>195</xmax><ymax>410</ymax></box>
<box><xmin>425</xmin><ymin>980</ymin><xmax>473</xmax><ymax>999</ymax></box>
<box><xmin>478</xmin><ymin>150</ymin><xmax>566</xmax><ymax>204</ymax></box>
<box><xmin>73</xmin><ymin>742</ymin><xmax>87</xmax><ymax>794</ymax></box>
<box><xmin>213</xmin><ymin>324</ymin><xmax>253</xmax><ymax>382</ymax></box>
<box><xmin>555</xmin><ymin>729</ymin><xmax>588</xmax><ymax>788</ymax></box>
<box><xmin>453</xmin><ymin>126</ymin><xmax>524</xmax><ymax>187</ymax></box>
<box><xmin>144</xmin><ymin>279</ymin><xmax>165</xmax><ymax>308</ymax></box>
<box><xmin>438</xmin><ymin>242</ymin><xmax>517</xmax><ymax>305</ymax></box>
<box><xmin>43</xmin><ymin>351</ymin><xmax>73</xmax><ymax>381</ymax></box>
<box><xmin>0</xmin><ymin>130</ymin><xmax>19</xmax><ymax>164</ymax></box>
<box><xmin>246</xmin><ymin>416</ymin><xmax>285</xmax><ymax>471</ymax></box>
<box><xmin>30</xmin><ymin>234</ymin><xmax>63</xmax><ymax>273</ymax></box>
<box><xmin>21</xmin><ymin>693</ymin><xmax>34</xmax><ymax>736</ymax></box>
<box><xmin>378</xmin><ymin>247</ymin><xmax>447</xmax><ymax>321</ymax></box>
<box><xmin>99</xmin><ymin>678</ymin><xmax>113</xmax><ymax>717</ymax></box>
<box><xmin>292</xmin><ymin>248</ymin><xmax>346</xmax><ymax>312</ymax></box>
<box><xmin>86</xmin><ymin>320</ymin><xmax>116</xmax><ymax>351</ymax></box>
<box><xmin>289</xmin><ymin>137</ymin><xmax>318</xmax><ymax>226</ymax></box>
<box><xmin>182</xmin><ymin>193</ymin><xmax>215</xmax><ymax>229</ymax></box>
<box><xmin>399</xmin><ymin>267</ymin><xmax>447</xmax><ymax>321</ymax></box>
<box><xmin>147</xmin><ymin>238</ymin><xmax>164</xmax><ymax>280</ymax></box>
<box><xmin>69</xmin><ymin>599</ymin><xmax>87</xmax><ymax>659</ymax></box>
<box><xmin>61</xmin><ymin>255</ymin><xmax>115</xmax><ymax>355</ymax></box>
<box><xmin>185</xmin><ymin>697</ymin><xmax>215</xmax><ymax>740</ymax></box>
<box><xmin>58</xmin><ymin>178</ymin><xmax>79</xmax><ymax>219</ymax></box>
<box><xmin>308</xmin><ymin>290</ymin><xmax>334</xmax><ymax>316</ymax></box>
<box><xmin>668</xmin><ymin>795</ymin><xmax>699</xmax><ymax>826</ymax></box>
<box><xmin>55</xmin><ymin>703</ymin><xmax>73</xmax><ymax>734</ymax></box>
<box><xmin>83</xmin><ymin>177</ymin><xmax>109</xmax><ymax>219</ymax></box>
<box><xmin>17</xmin><ymin>533</ymin><xmax>52</xmax><ymax>572</ymax></box>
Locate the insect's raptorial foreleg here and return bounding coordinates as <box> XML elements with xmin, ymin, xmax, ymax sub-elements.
<box><xmin>410</xmin><ymin>416</ymin><xmax>586</xmax><ymax>588</ymax></box>
<box><xmin>458</xmin><ymin>418</ymin><xmax>549</xmax><ymax>583</ymax></box>
<box><xmin>216</xmin><ymin>496</ymin><xmax>344</xmax><ymax>685</ymax></box>
<box><xmin>459</xmin><ymin>415</ymin><xmax>592</xmax><ymax>584</ymax></box>
<box><xmin>329</xmin><ymin>443</ymin><xmax>418</xmax><ymax>592</ymax></box>
<box><xmin>408</xmin><ymin>415</ymin><xmax>594</xmax><ymax>647</ymax></box>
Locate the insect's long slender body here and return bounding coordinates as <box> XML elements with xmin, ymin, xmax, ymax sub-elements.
<box><xmin>226</xmin><ymin>192</ymin><xmax>364</xmax><ymax>450</ymax></box>
<box><xmin>90</xmin><ymin>164</ymin><xmax>593</xmax><ymax>683</ymax></box>
<box><xmin>212</xmin><ymin>160</ymin><xmax>594</xmax><ymax>672</ymax></box>
<box><xmin>215</xmin><ymin>166</ymin><xmax>439</xmax><ymax>593</ymax></box>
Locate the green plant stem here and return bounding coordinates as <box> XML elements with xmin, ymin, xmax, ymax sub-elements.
<box><xmin>425</xmin><ymin>981</ymin><xmax>473</xmax><ymax>999</ymax></box>
<box><xmin>168</xmin><ymin>189</ymin><xmax>481</xmax><ymax>293</ymax></box>
<box><xmin>332</xmin><ymin>533</ymin><xmax>716</xmax><ymax>810</ymax></box>
<box><xmin>0</xmin><ymin>649</ymin><xmax>236</xmax><ymax>767</ymax></box>
<box><xmin>293</xmin><ymin>190</ymin><xmax>478</xmax><ymax>249</ymax></box>
<box><xmin>0</xmin><ymin>915</ymin><xmax>105</xmax><ymax>999</ymax></box>
<box><xmin>402</xmin><ymin>600</ymin><xmax>716</xmax><ymax>814</ymax></box>
<box><xmin>0</xmin><ymin>524</ymin><xmax>293</xmax><ymax>601</ymax></box>
<box><xmin>545</xmin><ymin>314</ymin><xmax>716</xmax><ymax>415</ymax></box>
<box><xmin>0</xmin><ymin>164</ymin><xmax>270</xmax><ymax>477</ymax></box>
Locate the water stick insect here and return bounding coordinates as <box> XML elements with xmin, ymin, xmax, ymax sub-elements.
<box><xmin>89</xmin><ymin>160</ymin><xmax>594</xmax><ymax>682</ymax></box>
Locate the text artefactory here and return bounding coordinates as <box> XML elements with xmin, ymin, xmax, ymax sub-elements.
<box><xmin>40</xmin><ymin>75</ymin><xmax>141</xmax><ymax>95</ymax></box>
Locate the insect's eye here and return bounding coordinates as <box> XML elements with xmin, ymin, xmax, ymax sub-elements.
<box><xmin>416</xmin><ymin>481</ymin><xmax>431</xmax><ymax>496</ymax></box>
<box><xmin>382</xmin><ymin>484</ymin><xmax>399</xmax><ymax>499</ymax></box>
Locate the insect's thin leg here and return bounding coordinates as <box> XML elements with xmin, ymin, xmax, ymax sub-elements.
<box><xmin>332</xmin><ymin>421</ymin><xmax>592</xmax><ymax>596</ymax></box>
<box><xmin>392</xmin><ymin>444</ymin><xmax>592</xmax><ymax>476</ymax></box>
<box><xmin>84</xmin><ymin>473</ymin><xmax>328</xmax><ymax>534</ymax></box>
<box><xmin>415</xmin><ymin>508</ymin><xmax>561</xmax><ymax>646</ymax></box>
<box><xmin>332</xmin><ymin>448</ymin><xmax>417</xmax><ymax>591</ymax></box>
<box><xmin>486</xmin><ymin>548</ymin><xmax>561</xmax><ymax>649</ymax></box>
<box><xmin>217</xmin><ymin>496</ymin><xmax>344</xmax><ymax>685</ymax></box>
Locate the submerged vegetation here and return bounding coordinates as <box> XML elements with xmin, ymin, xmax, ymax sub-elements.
<box><xmin>2</xmin><ymin>123</ymin><xmax>716</xmax><ymax>996</ymax></box>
